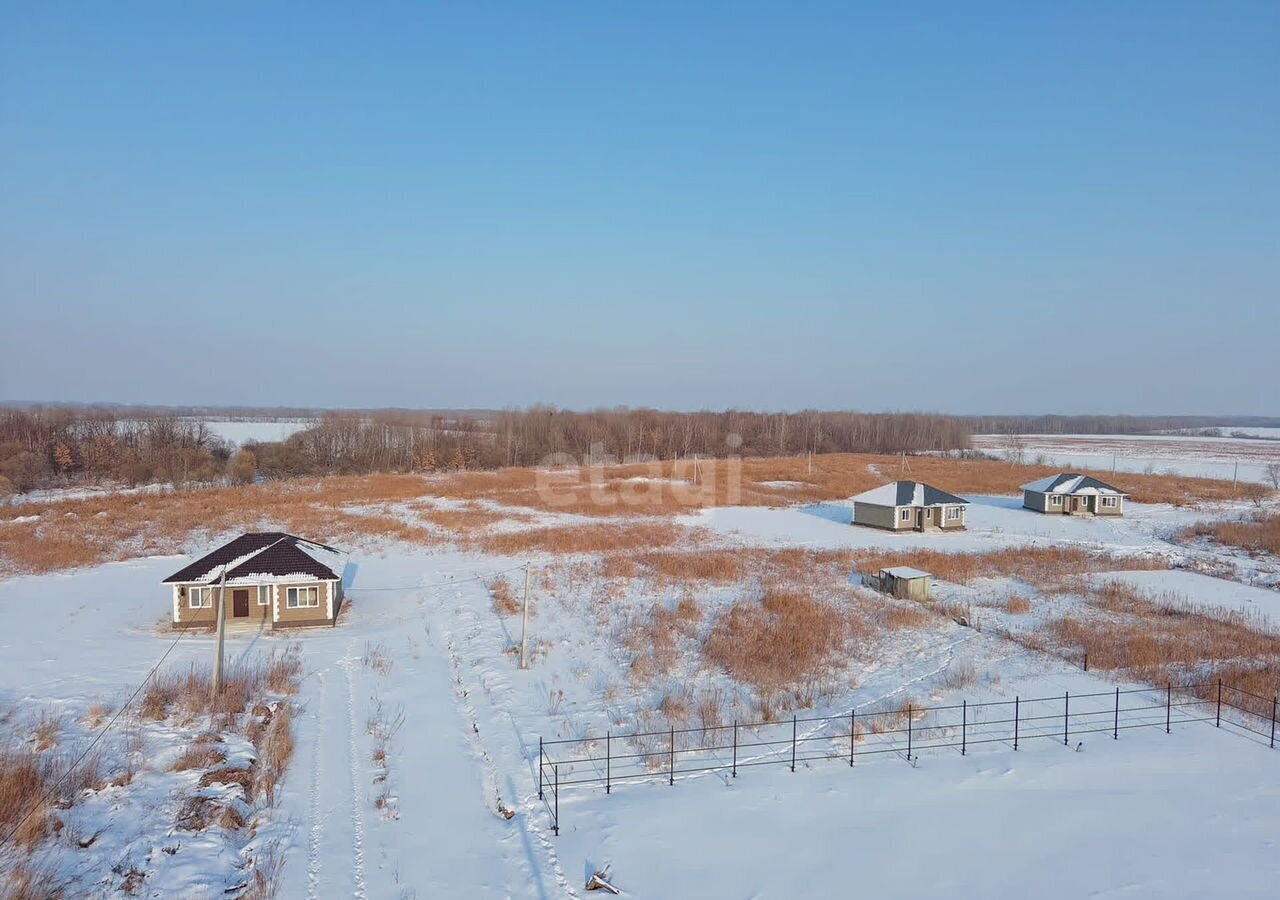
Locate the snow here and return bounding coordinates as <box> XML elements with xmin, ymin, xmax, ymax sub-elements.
<box><xmin>882</xmin><ymin>565</ymin><xmax>932</xmax><ymax>579</ymax></box>
<box><xmin>4</xmin><ymin>489</ymin><xmax>1280</xmax><ymax>896</ymax></box>
<box><xmin>683</xmin><ymin>496</ymin><xmax>1212</xmax><ymax>555</ymax></box>
<box><xmin>973</xmin><ymin>433</ymin><xmax>1280</xmax><ymax>484</ymax></box>
<box><xmin>1089</xmin><ymin>569</ymin><xmax>1280</xmax><ymax>625</ymax></box>
<box><xmin>197</xmin><ymin>419</ymin><xmax>313</xmax><ymax>446</ymax></box>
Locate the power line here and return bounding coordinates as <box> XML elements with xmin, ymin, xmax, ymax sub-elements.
<box><xmin>2</xmin><ymin>559</ymin><xmax>538</xmax><ymax>848</ymax></box>
<box><xmin>0</xmin><ymin>626</ymin><xmax>192</xmax><ymax>849</ymax></box>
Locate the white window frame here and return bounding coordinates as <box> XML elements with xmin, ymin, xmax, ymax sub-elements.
<box><xmin>258</xmin><ymin>585</ymin><xmax>273</xmax><ymax>606</ymax></box>
<box><xmin>899</xmin><ymin>508</ymin><xmax>911</xmax><ymax>522</ymax></box>
<box><xmin>287</xmin><ymin>586</ymin><xmax>320</xmax><ymax>609</ymax></box>
<box><xmin>1101</xmin><ymin>496</ymin><xmax>1118</xmax><ymax>508</ymax></box>
<box><xmin>1050</xmin><ymin>494</ymin><xmax>1062</xmax><ymax>505</ymax></box>
<box><xmin>947</xmin><ymin>506</ymin><xmax>963</xmax><ymax>520</ymax></box>
<box><xmin>189</xmin><ymin>586</ymin><xmax>213</xmax><ymax>609</ymax></box>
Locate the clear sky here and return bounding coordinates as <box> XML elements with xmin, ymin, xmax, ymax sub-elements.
<box><xmin>1</xmin><ymin>2</ymin><xmax>1276</xmax><ymax>414</ymax></box>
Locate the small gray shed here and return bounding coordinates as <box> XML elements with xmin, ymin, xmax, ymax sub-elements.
<box><xmin>876</xmin><ymin>566</ymin><xmax>933</xmax><ymax>601</ymax></box>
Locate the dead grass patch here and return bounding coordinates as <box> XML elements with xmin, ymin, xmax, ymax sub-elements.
<box><xmin>703</xmin><ymin>591</ymin><xmax>865</xmax><ymax>696</ymax></box>
<box><xmin>169</xmin><ymin>734</ymin><xmax>227</xmax><ymax>772</ymax></box>
<box><xmin>851</xmin><ymin>546</ymin><xmax>1166</xmax><ymax>591</ymax></box>
<box><xmin>1005</xmin><ymin>595</ymin><xmax>1033</xmax><ymax>614</ymax></box>
<box><xmin>472</xmin><ymin>522</ymin><xmax>688</xmax><ymax>556</ymax></box>
<box><xmin>489</xmin><ymin>576</ymin><xmax>519</xmax><ymax>616</ymax></box>
<box><xmin>1182</xmin><ymin>513</ymin><xmax>1280</xmax><ymax>557</ymax></box>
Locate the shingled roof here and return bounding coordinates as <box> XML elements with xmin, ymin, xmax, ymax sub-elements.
<box><xmin>162</xmin><ymin>532</ymin><xmax>343</xmax><ymax>584</ymax></box>
<box><xmin>1020</xmin><ymin>474</ymin><xmax>1127</xmax><ymax>496</ymax></box>
<box><xmin>850</xmin><ymin>480</ymin><xmax>969</xmax><ymax>507</ymax></box>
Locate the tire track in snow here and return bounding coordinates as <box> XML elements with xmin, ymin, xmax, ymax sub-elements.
<box><xmin>340</xmin><ymin>649</ymin><xmax>369</xmax><ymax>900</ymax></box>
<box><xmin>305</xmin><ymin>670</ymin><xmax>326</xmax><ymax>900</ymax></box>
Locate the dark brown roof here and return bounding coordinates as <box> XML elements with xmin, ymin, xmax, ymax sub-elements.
<box><xmin>225</xmin><ymin>541</ymin><xmax>339</xmax><ymax>581</ymax></box>
<box><xmin>162</xmin><ymin>532</ymin><xmax>340</xmax><ymax>583</ymax></box>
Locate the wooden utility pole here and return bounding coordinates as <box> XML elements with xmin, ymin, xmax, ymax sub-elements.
<box><xmin>519</xmin><ymin>564</ymin><xmax>531</xmax><ymax>670</ymax></box>
<box><xmin>1233</xmin><ymin>459</ymin><xmax>1239</xmax><ymax>489</ymax></box>
<box><xmin>210</xmin><ymin>565</ymin><xmax>229</xmax><ymax>700</ymax></box>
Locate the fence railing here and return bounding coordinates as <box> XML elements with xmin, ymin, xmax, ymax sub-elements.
<box><xmin>536</xmin><ymin>680</ymin><xmax>1276</xmax><ymax>836</ymax></box>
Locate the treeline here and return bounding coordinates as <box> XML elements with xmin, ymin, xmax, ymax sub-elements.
<box><xmin>245</xmin><ymin>408</ymin><xmax>970</xmax><ymax>479</ymax></box>
<box><xmin>0</xmin><ymin>407</ymin><xmax>235</xmax><ymax>494</ymax></box>
<box><xmin>0</xmin><ymin>405</ymin><xmax>971</xmax><ymax>494</ymax></box>
<box><xmin>967</xmin><ymin>415</ymin><xmax>1280</xmax><ymax>436</ymax></box>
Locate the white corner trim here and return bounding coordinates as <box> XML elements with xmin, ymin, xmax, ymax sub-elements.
<box><xmin>327</xmin><ymin>580</ymin><xmax>336</xmax><ymax>620</ymax></box>
<box><xmin>172</xmin><ymin>584</ymin><xmax>180</xmax><ymax>623</ymax></box>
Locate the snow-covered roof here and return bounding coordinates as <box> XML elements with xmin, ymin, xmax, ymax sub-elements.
<box><xmin>850</xmin><ymin>481</ymin><xmax>968</xmax><ymax>508</ymax></box>
<box><xmin>163</xmin><ymin>532</ymin><xmax>345</xmax><ymax>585</ymax></box>
<box><xmin>1021</xmin><ymin>473</ymin><xmax>1127</xmax><ymax>496</ymax></box>
<box><xmin>882</xmin><ymin>566</ymin><xmax>931</xmax><ymax>580</ymax></box>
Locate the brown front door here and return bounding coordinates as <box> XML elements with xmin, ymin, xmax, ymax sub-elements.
<box><xmin>232</xmin><ymin>589</ymin><xmax>250</xmax><ymax>618</ymax></box>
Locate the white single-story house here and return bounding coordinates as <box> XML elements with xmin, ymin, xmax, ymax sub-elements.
<box><xmin>850</xmin><ymin>481</ymin><xmax>969</xmax><ymax>532</ymax></box>
<box><xmin>163</xmin><ymin>532</ymin><xmax>347</xmax><ymax>628</ymax></box>
<box><xmin>1021</xmin><ymin>474</ymin><xmax>1128</xmax><ymax>516</ymax></box>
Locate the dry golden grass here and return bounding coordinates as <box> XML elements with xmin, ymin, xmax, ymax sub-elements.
<box><xmin>472</xmin><ymin>522</ymin><xmax>688</xmax><ymax>556</ymax></box>
<box><xmin>31</xmin><ymin>713</ymin><xmax>60</xmax><ymax>752</ymax></box>
<box><xmin>1005</xmin><ymin>595</ymin><xmax>1033</xmax><ymax>614</ymax></box>
<box><xmin>169</xmin><ymin>734</ymin><xmax>227</xmax><ymax>772</ymax></box>
<box><xmin>1026</xmin><ymin>580</ymin><xmax>1280</xmax><ymax>699</ymax></box>
<box><xmin>850</xmin><ymin>546</ymin><xmax>1166</xmax><ymax>589</ymax></box>
<box><xmin>255</xmin><ymin>704</ymin><xmax>294</xmax><ymax>807</ymax></box>
<box><xmin>4</xmin><ymin>864</ymin><xmax>61</xmax><ymax>900</ymax></box>
<box><xmin>1183</xmin><ymin>513</ymin><xmax>1280</xmax><ymax>557</ymax></box>
<box><xmin>142</xmin><ymin>647</ymin><xmax>302</xmax><ymax>722</ymax></box>
<box><xmin>703</xmin><ymin>590</ymin><xmax>867</xmax><ymax>696</ymax></box>
<box><xmin>0</xmin><ymin>747</ymin><xmax>51</xmax><ymax>848</ymax></box>
<box><xmin>489</xmin><ymin>576</ymin><xmax>519</xmax><ymax>616</ymax></box>
<box><xmin>631</xmin><ymin>550</ymin><xmax>745</xmax><ymax>583</ymax></box>
<box><xmin>0</xmin><ymin>452</ymin><xmax>1235</xmax><ymax>577</ymax></box>
<box><xmin>626</xmin><ymin>597</ymin><xmax>703</xmax><ymax>681</ymax></box>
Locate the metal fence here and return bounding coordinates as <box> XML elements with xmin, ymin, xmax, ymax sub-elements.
<box><xmin>536</xmin><ymin>680</ymin><xmax>1276</xmax><ymax>836</ymax></box>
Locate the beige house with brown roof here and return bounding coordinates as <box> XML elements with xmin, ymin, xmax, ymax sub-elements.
<box><xmin>163</xmin><ymin>532</ymin><xmax>346</xmax><ymax>629</ymax></box>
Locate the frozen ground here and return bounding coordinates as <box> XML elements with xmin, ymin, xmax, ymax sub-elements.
<box><xmin>198</xmin><ymin>419</ymin><xmax>313</xmax><ymax>446</ymax></box>
<box><xmin>972</xmin><ymin>433</ymin><xmax>1280</xmax><ymax>484</ymax></box>
<box><xmin>2</xmin><ymin>492</ymin><xmax>1279</xmax><ymax>896</ymax></box>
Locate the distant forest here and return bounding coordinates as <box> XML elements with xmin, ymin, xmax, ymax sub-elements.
<box><xmin>0</xmin><ymin>406</ymin><xmax>969</xmax><ymax>494</ymax></box>
<box><xmin>966</xmin><ymin>415</ymin><xmax>1280</xmax><ymax>435</ymax></box>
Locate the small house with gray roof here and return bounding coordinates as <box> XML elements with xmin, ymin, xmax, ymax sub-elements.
<box><xmin>1021</xmin><ymin>474</ymin><xmax>1127</xmax><ymax>516</ymax></box>
<box><xmin>163</xmin><ymin>532</ymin><xmax>347</xmax><ymax>629</ymax></box>
<box><xmin>850</xmin><ymin>481</ymin><xmax>969</xmax><ymax>532</ymax></box>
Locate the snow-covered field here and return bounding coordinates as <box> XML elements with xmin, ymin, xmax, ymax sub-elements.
<box><xmin>2</xmin><ymin>490</ymin><xmax>1279</xmax><ymax>897</ymax></box>
<box><xmin>972</xmin><ymin>433</ymin><xmax>1280</xmax><ymax>484</ymax></box>
<box><xmin>198</xmin><ymin>419</ymin><xmax>314</xmax><ymax>446</ymax></box>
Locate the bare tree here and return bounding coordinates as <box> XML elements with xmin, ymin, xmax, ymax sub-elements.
<box><xmin>1266</xmin><ymin>461</ymin><xmax>1280</xmax><ymax>491</ymax></box>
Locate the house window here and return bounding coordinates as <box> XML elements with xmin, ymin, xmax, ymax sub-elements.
<box><xmin>1101</xmin><ymin>496</ymin><xmax>1118</xmax><ymax>508</ymax></box>
<box><xmin>899</xmin><ymin>508</ymin><xmax>911</xmax><ymax>522</ymax></box>
<box><xmin>1050</xmin><ymin>495</ymin><xmax>1062</xmax><ymax>505</ymax></box>
<box><xmin>947</xmin><ymin>506</ymin><xmax>963</xmax><ymax>520</ymax></box>
<box><xmin>189</xmin><ymin>587</ymin><xmax>212</xmax><ymax>609</ymax></box>
<box><xmin>258</xmin><ymin>585</ymin><xmax>272</xmax><ymax>606</ymax></box>
<box><xmin>287</xmin><ymin>586</ymin><xmax>320</xmax><ymax>609</ymax></box>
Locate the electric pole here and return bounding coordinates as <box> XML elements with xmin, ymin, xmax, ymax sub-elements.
<box><xmin>211</xmin><ymin>564</ymin><xmax>229</xmax><ymax>700</ymax></box>
<box><xmin>519</xmin><ymin>564</ymin><xmax>531</xmax><ymax>670</ymax></box>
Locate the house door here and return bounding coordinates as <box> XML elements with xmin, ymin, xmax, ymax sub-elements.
<box><xmin>915</xmin><ymin>509</ymin><xmax>924</xmax><ymax>531</ymax></box>
<box><xmin>232</xmin><ymin>589</ymin><xmax>250</xmax><ymax>618</ymax></box>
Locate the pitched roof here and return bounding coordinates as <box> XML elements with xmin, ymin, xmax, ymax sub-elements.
<box><xmin>162</xmin><ymin>532</ymin><xmax>343</xmax><ymax>584</ymax></box>
<box><xmin>882</xmin><ymin>566</ymin><xmax>932</xmax><ymax>580</ymax></box>
<box><xmin>850</xmin><ymin>480</ymin><xmax>968</xmax><ymax>507</ymax></box>
<box><xmin>1020</xmin><ymin>473</ymin><xmax>1127</xmax><ymax>496</ymax></box>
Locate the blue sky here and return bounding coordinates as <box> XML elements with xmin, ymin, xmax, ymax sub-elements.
<box><xmin>1</xmin><ymin>2</ymin><xmax>1276</xmax><ymax>414</ymax></box>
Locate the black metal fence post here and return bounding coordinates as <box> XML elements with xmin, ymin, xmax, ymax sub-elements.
<box><xmin>791</xmin><ymin>715</ymin><xmax>797</xmax><ymax>772</ymax></box>
<box><xmin>538</xmin><ymin>737</ymin><xmax>544</xmax><ymax>800</ymax></box>
<box><xmin>961</xmin><ymin>700</ymin><xmax>966</xmax><ymax>756</ymax></box>
<box><xmin>1014</xmin><ymin>696</ymin><xmax>1019</xmax><ymax>751</ymax></box>
<box><xmin>1271</xmin><ymin>697</ymin><xmax>1276</xmax><ymax>750</ymax></box>
<box><xmin>553</xmin><ymin>764</ymin><xmax>559</xmax><ymax>836</ymax></box>
<box><xmin>732</xmin><ymin>720</ymin><xmax>738</xmax><ymax>777</ymax></box>
<box><xmin>849</xmin><ymin>709</ymin><xmax>855</xmax><ymax>767</ymax></box>
<box><xmin>1083</xmin><ymin>651</ymin><xmax>1088</xmax><ymax>672</ymax></box>
<box><xmin>906</xmin><ymin>705</ymin><xmax>913</xmax><ymax>761</ymax></box>
<box><xmin>1113</xmin><ymin>687</ymin><xmax>1119</xmax><ymax>740</ymax></box>
<box><xmin>669</xmin><ymin>726</ymin><xmax>675</xmax><ymax>786</ymax></box>
<box><xmin>606</xmin><ymin>731</ymin><xmax>611</xmax><ymax>795</ymax></box>
<box><xmin>1216</xmin><ymin>679</ymin><xmax>1222</xmax><ymax>728</ymax></box>
<box><xmin>1064</xmin><ymin>691</ymin><xmax>1069</xmax><ymax>746</ymax></box>
<box><xmin>1166</xmin><ymin>682</ymin><xmax>1171</xmax><ymax>734</ymax></box>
